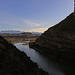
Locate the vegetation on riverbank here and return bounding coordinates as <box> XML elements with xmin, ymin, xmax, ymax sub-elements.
<box><xmin>0</xmin><ymin>32</ymin><xmax>40</xmax><ymax>43</ymax></box>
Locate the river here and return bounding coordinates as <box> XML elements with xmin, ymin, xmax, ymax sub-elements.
<box><xmin>14</xmin><ymin>42</ymin><xmax>65</xmax><ymax>75</ymax></box>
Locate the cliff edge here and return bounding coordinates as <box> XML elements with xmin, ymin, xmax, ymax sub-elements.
<box><xmin>0</xmin><ymin>36</ymin><xmax>48</xmax><ymax>75</ymax></box>
<box><xmin>29</xmin><ymin>13</ymin><xmax>75</xmax><ymax>63</ymax></box>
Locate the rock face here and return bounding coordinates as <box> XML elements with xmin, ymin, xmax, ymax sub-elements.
<box><xmin>0</xmin><ymin>36</ymin><xmax>48</xmax><ymax>75</ymax></box>
<box><xmin>29</xmin><ymin>13</ymin><xmax>75</xmax><ymax>63</ymax></box>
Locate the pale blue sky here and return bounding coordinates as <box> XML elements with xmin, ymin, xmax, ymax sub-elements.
<box><xmin>0</xmin><ymin>0</ymin><xmax>74</xmax><ymax>32</ymax></box>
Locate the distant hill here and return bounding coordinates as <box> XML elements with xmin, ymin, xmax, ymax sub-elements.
<box><xmin>0</xmin><ymin>31</ymin><xmax>40</xmax><ymax>43</ymax></box>
<box><xmin>0</xmin><ymin>35</ymin><xmax>48</xmax><ymax>75</ymax></box>
<box><xmin>0</xmin><ymin>30</ymin><xmax>42</xmax><ymax>35</ymax></box>
<box><xmin>29</xmin><ymin>13</ymin><xmax>75</xmax><ymax>63</ymax></box>
<box><xmin>0</xmin><ymin>30</ymin><xmax>24</xmax><ymax>34</ymax></box>
<box><xmin>32</xmin><ymin>32</ymin><xmax>42</xmax><ymax>35</ymax></box>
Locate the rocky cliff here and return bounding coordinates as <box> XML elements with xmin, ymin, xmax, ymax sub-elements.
<box><xmin>29</xmin><ymin>13</ymin><xmax>75</xmax><ymax>63</ymax></box>
<box><xmin>0</xmin><ymin>36</ymin><xmax>48</xmax><ymax>75</ymax></box>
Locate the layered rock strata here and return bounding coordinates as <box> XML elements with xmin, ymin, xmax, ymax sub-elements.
<box><xmin>29</xmin><ymin>13</ymin><xmax>75</xmax><ymax>63</ymax></box>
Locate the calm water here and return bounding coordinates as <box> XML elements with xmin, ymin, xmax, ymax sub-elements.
<box><xmin>14</xmin><ymin>43</ymin><xmax>65</xmax><ymax>75</ymax></box>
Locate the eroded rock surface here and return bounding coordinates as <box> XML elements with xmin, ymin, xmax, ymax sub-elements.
<box><xmin>29</xmin><ymin>13</ymin><xmax>75</xmax><ymax>63</ymax></box>
<box><xmin>0</xmin><ymin>36</ymin><xmax>48</xmax><ymax>75</ymax></box>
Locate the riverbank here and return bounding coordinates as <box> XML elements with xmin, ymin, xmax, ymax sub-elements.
<box><xmin>15</xmin><ymin>42</ymin><xmax>65</xmax><ymax>75</ymax></box>
<box><xmin>0</xmin><ymin>36</ymin><xmax>48</xmax><ymax>75</ymax></box>
<box><xmin>29</xmin><ymin>13</ymin><xmax>75</xmax><ymax>64</ymax></box>
<box><xmin>0</xmin><ymin>32</ymin><xmax>40</xmax><ymax>44</ymax></box>
<box><xmin>29</xmin><ymin>13</ymin><xmax>75</xmax><ymax>75</ymax></box>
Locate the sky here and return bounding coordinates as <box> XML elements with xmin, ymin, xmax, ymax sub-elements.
<box><xmin>0</xmin><ymin>0</ymin><xmax>74</xmax><ymax>32</ymax></box>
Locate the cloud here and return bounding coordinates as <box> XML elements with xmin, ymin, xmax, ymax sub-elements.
<box><xmin>0</xmin><ymin>10</ymin><xmax>49</xmax><ymax>32</ymax></box>
<box><xmin>28</xmin><ymin>28</ymin><xmax>48</xmax><ymax>32</ymax></box>
<box><xmin>24</xmin><ymin>20</ymin><xmax>42</xmax><ymax>27</ymax></box>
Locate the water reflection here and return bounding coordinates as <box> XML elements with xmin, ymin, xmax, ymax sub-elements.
<box><xmin>14</xmin><ymin>43</ymin><xmax>65</xmax><ymax>75</ymax></box>
<box><xmin>14</xmin><ymin>43</ymin><xmax>75</xmax><ymax>75</ymax></box>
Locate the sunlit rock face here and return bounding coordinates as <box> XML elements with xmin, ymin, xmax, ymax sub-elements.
<box><xmin>29</xmin><ymin>13</ymin><xmax>75</xmax><ymax>63</ymax></box>
<box><xmin>0</xmin><ymin>36</ymin><xmax>48</xmax><ymax>75</ymax></box>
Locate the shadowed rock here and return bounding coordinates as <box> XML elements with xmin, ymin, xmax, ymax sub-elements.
<box><xmin>29</xmin><ymin>13</ymin><xmax>75</xmax><ymax>63</ymax></box>
<box><xmin>0</xmin><ymin>36</ymin><xmax>48</xmax><ymax>75</ymax></box>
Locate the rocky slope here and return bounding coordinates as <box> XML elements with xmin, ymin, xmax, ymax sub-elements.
<box><xmin>29</xmin><ymin>13</ymin><xmax>75</xmax><ymax>63</ymax></box>
<box><xmin>0</xmin><ymin>36</ymin><xmax>48</xmax><ymax>75</ymax></box>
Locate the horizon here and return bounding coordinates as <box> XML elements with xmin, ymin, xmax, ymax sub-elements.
<box><xmin>0</xmin><ymin>30</ymin><xmax>43</xmax><ymax>33</ymax></box>
<box><xmin>0</xmin><ymin>0</ymin><xmax>73</xmax><ymax>32</ymax></box>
